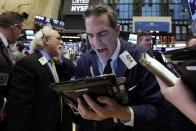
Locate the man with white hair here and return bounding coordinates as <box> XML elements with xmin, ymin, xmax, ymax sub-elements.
<box><xmin>7</xmin><ymin>26</ymin><xmax>73</xmax><ymax>131</ymax></box>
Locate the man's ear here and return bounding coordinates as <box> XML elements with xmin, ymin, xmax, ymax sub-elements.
<box><xmin>42</xmin><ymin>37</ymin><xmax>49</xmax><ymax>46</ymax></box>
<box><xmin>9</xmin><ymin>25</ymin><xmax>16</xmax><ymax>33</ymax></box>
<box><xmin>115</xmin><ymin>24</ymin><xmax>121</xmax><ymax>36</ymax></box>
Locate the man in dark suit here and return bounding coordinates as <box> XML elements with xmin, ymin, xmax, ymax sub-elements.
<box><xmin>0</xmin><ymin>11</ymin><xmax>24</xmax><ymax>130</ymax></box>
<box><xmin>136</xmin><ymin>32</ymin><xmax>166</xmax><ymax>66</ymax></box>
<box><xmin>75</xmin><ymin>5</ymin><xmax>166</xmax><ymax>131</ymax></box>
<box><xmin>7</xmin><ymin>26</ymin><xmax>73</xmax><ymax>131</ymax></box>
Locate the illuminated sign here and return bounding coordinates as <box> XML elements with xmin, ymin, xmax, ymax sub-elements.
<box><xmin>135</xmin><ymin>22</ymin><xmax>170</xmax><ymax>32</ymax></box>
<box><xmin>63</xmin><ymin>0</ymin><xmax>99</xmax><ymax>15</ymax></box>
<box><xmin>71</xmin><ymin>0</ymin><xmax>89</xmax><ymax>12</ymax></box>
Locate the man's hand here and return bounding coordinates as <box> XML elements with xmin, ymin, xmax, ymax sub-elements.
<box><xmin>77</xmin><ymin>94</ymin><xmax>131</xmax><ymax>122</ymax></box>
<box><xmin>156</xmin><ymin>77</ymin><xmax>194</xmax><ymax>104</ymax></box>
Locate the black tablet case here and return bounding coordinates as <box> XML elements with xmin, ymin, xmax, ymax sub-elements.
<box><xmin>50</xmin><ymin>74</ymin><xmax>128</xmax><ymax>114</ymax></box>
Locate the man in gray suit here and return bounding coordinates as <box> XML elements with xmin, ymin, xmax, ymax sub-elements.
<box><xmin>0</xmin><ymin>11</ymin><xmax>24</xmax><ymax>130</ymax></box>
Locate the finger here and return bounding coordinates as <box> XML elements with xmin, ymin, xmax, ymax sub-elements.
<box><xmin>155</xmin><ymin>77</ymin><xmax>170</xmax><ymax>95</ymax></box>
<box><xmin>156</xmin><ymin>77</ymin><xmax>168</xmax><ymax>88</ymax></box>
<box><xmin>77</xmin><ymin>98</ymin><xmax>89</xmax><ymax>116</ymax></box>
<box><xmin>78</xmin><ymin>97</ymin><xmax>99</xmax><ymax>120</ymax></box>
<box><xmin>78</xmin><ymin>104</ymin><xmax>90</xmax><ymax>120</ymax></box>
<box><xmin>78</xmin><ymin>98</ymin><xmax>91</xmax><ymax>119</ymax></box>
<box><xmin>83</xmin><ymin>94</ymin><xmax>103</xmax><ymax>113</ymax></box>
<box><xmin>97</xmin><ymin>96</ymin><xmax>115</xmax><ymax>106</ymax></box>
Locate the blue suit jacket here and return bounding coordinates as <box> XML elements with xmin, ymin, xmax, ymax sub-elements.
<box><xmin>75</xmin><ymin>39</ymin><xmax>166</xmax><ymax>131</ymax></box>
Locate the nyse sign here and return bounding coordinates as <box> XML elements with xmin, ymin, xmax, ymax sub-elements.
<box><xmin>71</xmin><ymin>0</ymin><xmax>89</xmax><ymax>12</ymax></box>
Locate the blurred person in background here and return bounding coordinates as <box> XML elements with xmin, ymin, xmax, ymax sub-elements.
<box><xmin>186</xmin><ymin>36</ymin><xmax>196</xmax><ymax>47</ymax></box>
<box><xmin>137</xmin><ymin>32</ymin><xmax>153</xmax><ymax>48</ymax></box>
<box><xmin>0</xmin><ymin>11</ymin><xmax>25</xmax><ymax>131</ymax></box>
<box><xmin>53</xmin><ymin>40</ymin><xmax>75</xmax><ymax>81</ymax></box>
<box><xmin>137</xmin><ymin>32</ymin><xmax>166</xmax><ymax>66</ymax></box>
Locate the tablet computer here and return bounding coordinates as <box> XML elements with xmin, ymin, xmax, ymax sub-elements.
<box><xmin>50</xmin><ymin>74</ymin><xmax>128</xmax><ymax>114</ymax></box>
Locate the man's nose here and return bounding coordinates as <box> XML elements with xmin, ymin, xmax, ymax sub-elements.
<box><xmin>93</xmin><ymin>35</ymin><xmax>101</xmax><ymax>44</ymax></box>
<box><xmin>60</xmin><ymin>40</ymin><xmax>64</xmax><ymax>46</ymax></box>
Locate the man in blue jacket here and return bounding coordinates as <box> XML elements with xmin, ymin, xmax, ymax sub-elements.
<box><xmin>75</xmin><ymin>4</ymin><xmax>166</xmax><ymax>131</ymax></box>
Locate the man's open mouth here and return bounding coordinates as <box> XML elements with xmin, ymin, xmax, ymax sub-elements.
<box><xmin>97</xmin><ymin>48</ymin><xmax>107</xmax><ymax>54</ymax></box>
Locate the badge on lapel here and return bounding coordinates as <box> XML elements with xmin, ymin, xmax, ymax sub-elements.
<box><xmin>119</xmin><ymin>50</ymin><xmax>137</xmax><ymax>69</ymax></box>
<box><xmin>38</xmin><ymin>56</ymin><xmax>48</xmax><ymax>65</ymax></box>
<box><xmin>0</xmin><ymin>73</ymin><xmax>9</xmax><ymax>86</ymax></box>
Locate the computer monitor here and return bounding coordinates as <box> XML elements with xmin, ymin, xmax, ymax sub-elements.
<box><xmin>128</xmin><ymin>33</ymin><xmax>138</xmax><ymax>44</ymax></box>
<box><xmin>25</xmin><ymin>29</ymin><xmax>35</xmax><ymax>40</ymax></box>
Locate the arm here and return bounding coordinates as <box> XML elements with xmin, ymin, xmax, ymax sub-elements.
<box><xmin>157</xmin><ymin>78</ymin><xmax>196</xmax><ymax>124</ymax></box>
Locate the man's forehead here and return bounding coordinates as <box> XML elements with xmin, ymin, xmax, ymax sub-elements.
<box><xmin>189</xmin><ymin>38</ymin><xmax>196</xmax><ymax>42</ymax></box>
<box><xmin>86</xmin><ymin>28</ymin><xmax>108</xmax><ymax>34</ymax></box>
<box><xmin>141</xmin><ymin>36</ymin><xmax>152</xmax><ymax>39</ymax></box>
<box><xmin>86</xmin><ymin>14</ymin><xmax>111</xmax><ymax>26</ymax></box>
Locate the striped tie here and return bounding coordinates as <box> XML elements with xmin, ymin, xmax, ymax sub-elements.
<box><xmin>50</xmin><ymin>60</ymin><xmax>59</xmax><ymax>82</ymax></box>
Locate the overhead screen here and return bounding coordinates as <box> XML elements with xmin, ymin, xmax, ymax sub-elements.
<box><xmin>25</xmin><ymin>29</ymin><xmax>35</xmax><ymax>40</ymax></box>
<box><xmin>62</xmin><ymin>0</ymin><xmax>100</xmax><ymax>32</ymax></box>
<box><xmin>34</xmin><ymin>15</ymin><xmax>64</xmax><ymax>31</ymax></box>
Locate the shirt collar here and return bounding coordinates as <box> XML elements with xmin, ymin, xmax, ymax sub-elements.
<box><xmin>39</xmin><ymin>49</ymin><xmax>51</xmax><ymax>62</ymax></box>
<box><xmin>97</xmin><ymin>38</ymin><xmax>121</xmax><ymax>75</ymax></box>
<box><xmin>111</xmin><ymin>38</ymin><xmax>121</xmax><ymax>61</ymax></box>
<box><xmin>0</xmin><ymin>32</ymin><xmax>9</xmax><ymax>47</ymax></box>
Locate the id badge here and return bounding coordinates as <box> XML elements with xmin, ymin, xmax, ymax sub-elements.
<box><xmin>0</xmin><ymin>73</ymin><xmax>9</xmax><ymax>86</ymax></box>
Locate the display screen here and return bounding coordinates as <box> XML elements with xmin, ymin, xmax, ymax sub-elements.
<box><xmin>25</xmin><ymin>30</ymin><xmax>34</xmax><ymax>36</ymax></box>
<box><xmin>34</xmin><ymin>15</ymin><xmax>65</xmax><ymax>31</ymax></box>
<box><xmin>22</xmin><ymin>40</ymin><xmax>31</xmax><ymax>51</ymax></box>
<box><xmin>128</xmin><ymin>33</ymin><xmax>138</xmax><ymax>44</ymax></box>
<box><xmin>25</xmin><ymin>30</ymin><xmax>35</xmax><ymax>40</ymax></box>
<box><xmin>187</xmin><ymin>0</ymin><xmax>196</xmax><ymax>20</ymax></box>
